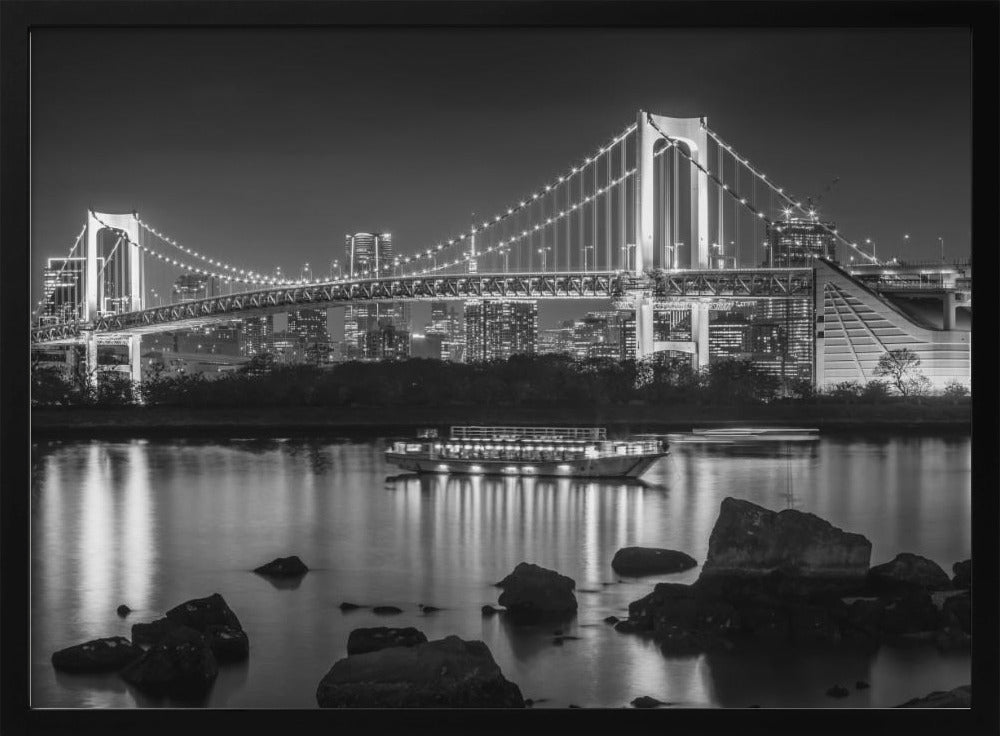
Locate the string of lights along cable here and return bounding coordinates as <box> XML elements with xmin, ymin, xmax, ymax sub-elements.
<box><xmin>33</xmin><ymin>113</ymin><xmax>883</xmax><ymax>328</ymax></box>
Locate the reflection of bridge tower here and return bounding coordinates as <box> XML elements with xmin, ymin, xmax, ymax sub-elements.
<box><xmin>633</xmin><ymin>112</ymin><xmax>710</xmax><ymax>363</ymax></box>
<box><xmin>84</xmin><ymin>211</ymin><xmax>144</xmax><ymax>383</ymax></box>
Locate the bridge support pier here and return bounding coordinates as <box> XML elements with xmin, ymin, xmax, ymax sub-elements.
<box><xmin>943</xmin><ymin>291</ymin><xmax>957</xmax><ymax>330</ymax></box>
<box><xmin>691</xmin><ymin>303</ymin><xmax>710</xmax><ymax>370</ymax></box>
<box><xmin>128</xmin><ymin>335</ymin><xmax>143</xmax><ymax>386</ymax></box>
<box><xmin>634</xmin><ymin>299</ymin><xmax>711</xmax><ymax>369</ymax></box>
<box><xmin>84</xmin><ymin>331</ymin><xmax>98</xmax><ymax>387</ymax></box>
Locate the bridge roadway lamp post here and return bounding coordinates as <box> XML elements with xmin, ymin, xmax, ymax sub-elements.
<box><xmin>865</xmin><ymin>238</ymin><xmax>876</xmax><ymax>262</ymax></box>
<box><xmin>538</xmin><ymin>247</ymin><xmax>551</xmax><ymax>272</ymax></box>
<box><xmin>584</xmin><ymin>245</ymin><xmax>594</xmax><ymax>273</ymax></box>
<box><xmin>938</xmin><ymin>237</ymin><xmax>945</xmax><ymax>263</ymax></box>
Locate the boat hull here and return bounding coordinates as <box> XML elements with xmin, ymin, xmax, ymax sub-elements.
<box><xmin>385</xmin><ymin>452</ymin><xmax>667</xmax><ymax>479</ymax></box>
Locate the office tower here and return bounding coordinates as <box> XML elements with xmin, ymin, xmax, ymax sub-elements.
<box><xmin>364</xmin><ymin>323</ymin><xmax>410</xmax><ymax>361</ymax></box>
<box><xmin>765</xmin><ymin>217</ymin><xmax>838</xmax><ymax>267</ymax></box>
<box><xmin>41</xmin><ymin>257</ymin><xmax>88</xmax><ymax>324</ymax></box>
<box><xmin>344</xmin><ymin>302</ymin><xmax>411</xmax><ymax>360</ymax></box>
<box><xmin>345</xmin><ymin>232</ymin><xmax>393</xmax><ymax>277</ymax></box>
<box><xmin>172</xmin><ymin>273</ymin><xmax>212</xmax><ymax>302</ymax></box>
<box><xmin>425</xmin><ymin>301</ymin><xmax>465</xmax><ymax>361</ymax></box>
<box><xmin>464</xmin><ymin>300</ymin><xmax>538</xmax><ymax>362</ymax></box>
<box><xmin>707</xmin><ymin>299</ymin><xmax>813</xmax><ymax>382</ymax></box>
<box><xmin>243</xmin><ymin>315</ymin><xmax>274</xmax><ymax>357</ymax></box>
<box><xmin>288</xmin><ymin>308</ymin><xmax>330</xmax><ymax>346</ymax></box>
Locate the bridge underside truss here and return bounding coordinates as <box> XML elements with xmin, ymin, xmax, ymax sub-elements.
<box><xmin>651</xmin><ymin>269</ymin><xmax>814</xmax><ymax>298</ymax></box>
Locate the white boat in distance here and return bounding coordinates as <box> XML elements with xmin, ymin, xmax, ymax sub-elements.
<box><xmin>386</xmin><ymin>426</ymin><xmax>668</xmax><ymax>479</ymax></box>
<box><xmin>666</xmin><ymin>427</ymin><xmax>821</xmax><ymax>444</ymax></box>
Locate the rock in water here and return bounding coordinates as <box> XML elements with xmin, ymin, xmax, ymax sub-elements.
<box><xmin>496</xmin><ymin>562</ymin><xmax>577</xmax><ymax>622</ymax></box>
<box><xmin>631</xmin><ymin>695</ymin><xmax>667</xmax><ymax>708</ymax></box>
<box><xmin>952</xmin><ymin>559</ymin><xmax>971</xmax><ymax>590</ymax></box>
<box><xmin>116</xmin><ymin>604</ymin><xmax>132</xmax><ymax>617</ymax></box>
<box><xmin>52</xmin><ymin>637</ymin><xmax>142</xmax><ymax>673</ymax></box>
<box><xmin>372</xmin><ymin>606</ymin><xmax>403</xmax><ymax>615</ymax></box>
<box><xmin>611</xmin><ymin>547</ymin><xmax>697</xmax><ymax>576</ymax></box>
<box><xmin>253</xmin><ymin>555</ymin><xmax>309</xmax><ymax>578</ymax></box>
<box><xmin>869</xmin><ymin>553</ymin><xmax>952</xmax><ymax>591</ymax></box>
<box><xmin>339</xmin><ymin>602</ymin><xmax>364</xmax><ymax>611</ymax></box>
<box><xmin>603</xmin><ymin>616</ymin><xmax>619</xmax><ymax>625</ymax></box>
<box><xmin>347</xmin><ymin>627</ymin><xmax>428</xmax><ymax>655</ymax></box>
<box><xmin>701</xmin><ymin>497</ymin><xmax>871</xmax><ymax>581</ymax></box>
<box><xmin>132</xmin><ymin>618</ymin><xmax>185</xmax><ymax>647</ymax></box>
<box><xmin>204</xmin><ymin>625</ymin><xmax>249</xmax><ymax>663</ymax></box>
<box><xmin>316</xmin><ymin>635</ymin><xmax>525</xmax><ymax>708</ymax></box>
<box><xmin>855</xmin><ymin>681</ymin><xmax>870</xmax><ymax>690</ymax></box>
<box><xmin>826</xmin><ymin>685</ymin><xmax>850</xmax><ymax>698</ymax></box>
<box><xmin>162</xmin><ymin>594</ymin><xmax>247</xmax><ymax>662</ymax></box>
<box><xmin>165</xmin><ymin>593</ymin><xmax>243</xmax><ymax>633</ymax></box>
<box><xmin>120</xmin><ymin>627</ymin><xmax>219</xmax><ymax>700</ymax></box>
<box><xmin>897</xmin><ymin>685</ymin><xmax>970</xmax><ymax>708</ymax></box>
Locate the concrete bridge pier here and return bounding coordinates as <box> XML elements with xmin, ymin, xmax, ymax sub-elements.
<box><xmin>943</xmin><ymin>291</ymin><xmax>957</xmax><ymax>330</ymax></box>
<box><xmin>84</xmin><ymin>330</ymin><xmax>98</xmax><ymax>386</ymax></box>
<box><xmin>128</xmin><ymin>334</ymin><xmax>143</xmax><ymax>385</ymax></box>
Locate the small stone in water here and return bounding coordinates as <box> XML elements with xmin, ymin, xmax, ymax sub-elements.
<box><xmin>855</xmin><ymin>681</ymin><xmax>870</xmax><ymax>690</ymax></box>
<box><xmin>116</xmin><ymin>605</ymin><xmax>131</xmax><ymax>617</ymax></box>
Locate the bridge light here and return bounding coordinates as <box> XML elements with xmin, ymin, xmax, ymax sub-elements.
<box><xmin>533</xmin><ymin>193</ymin><xmax>540</xmax><ymax>199</ymax></box>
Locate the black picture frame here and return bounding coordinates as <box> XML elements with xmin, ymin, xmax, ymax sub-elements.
<box><xmin>3</xmin><ymin>2</ymin><xmax>997</xmax><ymax>735</ymax></box>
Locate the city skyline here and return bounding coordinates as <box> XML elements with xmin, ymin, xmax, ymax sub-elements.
<box><xmin>30</xmin><ymin>28</ymin><xmax>970</xmax><ymax>328</ymax></box>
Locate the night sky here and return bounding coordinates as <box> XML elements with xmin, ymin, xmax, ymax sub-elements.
<box><xmin>31</xmin><ymin>28</ymin><xmax>970</xmax><ymax>329</ymax></box>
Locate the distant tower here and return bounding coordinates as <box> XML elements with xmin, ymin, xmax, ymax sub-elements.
<box><xmin>345</xmin><ymin>232</ymin><xmax>393</xmax><ymax>277</ymax></box>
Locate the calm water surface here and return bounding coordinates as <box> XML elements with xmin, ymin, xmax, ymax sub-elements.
<box><xmin>30</xmin><ymin>434</ymin><xmax>971</xmax><ymax>709</ymax></box>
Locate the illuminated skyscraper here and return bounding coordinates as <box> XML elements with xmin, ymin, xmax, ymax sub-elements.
<box><xmin>464</xmin><ymin>300</ymin><xmax>538</xmax><ymax>362</ymax></box>
<box><xmin>765</xmin><ymin>217</ymin><xmax>838</xmax><ymax>267</ymax></box>
<box><xmin>41</xmin><ymin>257</ymin><xmax>88</xmax><ymax>324</ymax></box>
<box><xmin>344</xmin><ymin>302</ymin><xmax>410</xmax><ymax>360</ymax></box>
<box><xmin>243</xmin><ymin>315</ymin><xmax>274</xmax><ymax>357</ymax></box>
<box><xmin>345</xmin><ymin>232</ymin><xmax>393</xmax><ymax>277</ymax></box>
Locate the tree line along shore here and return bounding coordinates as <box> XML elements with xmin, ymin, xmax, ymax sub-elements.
<box><xmin>30</xmin><ymin>353</ymin><xmax>970</xmax><ymax>435</ymax></box>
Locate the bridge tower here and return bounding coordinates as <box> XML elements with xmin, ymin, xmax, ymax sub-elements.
<box><xmin>84</xmin><ymin>210</ymin><xmax>144</xmax><ymax>384</ymax></box>
<box><xmin>633</xmin><ymin>112</ymin><xmax>711</xmax><ymax>365</ymax></box>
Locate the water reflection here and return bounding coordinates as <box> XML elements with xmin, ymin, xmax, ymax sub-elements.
<box><xmin>31</xmin><ymin>435</ymin><xmax>971</xmax><ymax>709</ymax></box>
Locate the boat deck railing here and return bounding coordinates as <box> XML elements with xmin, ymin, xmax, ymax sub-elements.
<box><xmin>450</xmin><ymin>426</ymin><xmax>607</xmax><ymax>441</ymax></box>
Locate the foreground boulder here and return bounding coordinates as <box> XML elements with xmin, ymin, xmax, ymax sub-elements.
<box><xmin>253</xmin><ymin>555</ymin><xmax>309</xmax><ymax>578</ymax></box>
<box><xmin>347</xmin><ymin>627</ymin><xmax>428</xmax><ymax>655</ymax></box>
<box><xmin>611</xmin><ymin>547</ymin><xmax>697</xmax><ymax>576</ymax></box>
<box><xmin>132</xmin><ymin>618</ymin><xmax>184</xmax><ymax>646</ymax></box>
<box><xmin>52</xmin><ymin>636</ymin><xmax>142</xmax><ymax>673</ymax></box>
<box><xmin>165</xmin><ymin>593</ymin><xmax>243</xmax><ymax>633</ymax></box>
<box><xmin>897</xmin><ymin>685</ymin><xmax>970</xmax><ymax>708</ymax></box>
<box><xmin>316</xmin><ymin>635</ymin><xmax>524</xmax><ymax>708</ymax></box>
<box><xmin>496</xmin><ymin>562</ymin><xmax>577</xmax><ymax>622</ymax></box>
<box><xmin>701</xmin><ymin>498</ymin><xmax>871</xmax><ymax>582</ymax></box>
<box><xmin>204</xmin><ymin>625</ymin><xmax>249</xmax><ymax>663</ymax></box>
<box><xmin>869</xmin><ymin>553</ymin><xmax>951</xmax><ymax>591</ymax></box>
<box><xmin>952</xmin><ymin>559</ymin><xmax>971</xmax><ymax>590</ymax></box>
<box><xmin>120</xmin><ymin>626</ymin><xmax>219</xmax><ymax>699</ymax></box>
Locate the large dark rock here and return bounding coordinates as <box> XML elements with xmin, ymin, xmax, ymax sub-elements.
<box><xmin>611</xmin><ymin>547</ymin><xmax>697</xmax><ymax>576</ymax></box>
<box><xmin>51</xmin><ymin>636</ymin><xmax>142</xmax><ymax>674</ymax></box>
<box><xmin>204</xmin><ymin>625</ymin><xmax>249</xmax><ymax>663</ymax></box>
<box><xmin>701</xmin><ymin>498</ymin><xmax>871</xmax><ymax>581</ymax></box>
<box><xmin>897</xmin><ymin>685</ymin><xmax>970</xmax><ymax>708</ymax></box>
<box><xmin>120</xmin><ymin>627</ymin><xmax>219</xmax><ymax>699</ymax></box>
<box><xmin>952</xmin><ymin>559</ymin><xmax>971</xmax><ymax>590</ymax></box>
<box><xmin>372</xmin><ymin>606</ymin><xmax>403</xmax><ymax>615</ymax></box>
<box><xmin>631</xmin><ymin>695</ymin><xmax>667</xmax><ymax>708</ymax></box>
<box><xmin>132</xmin><ymin>618</ymin><xmax>186</xmax><ymax>647</ymax></box>
<box><xmin>347</xmin><ymin>627</ymin><xmax>428</xmax><ymax>656</ymax></box>
<box><xmin>165</xmin><ymin>593</ymin><xmax>243</xmax><ymax>634</ymax></box>
<box><xmin>869</xmin><ymin>553</ymin><xmax>951</xmax><ymax>592</ymax></box>
<box><xmin>496</xmin><ymin>562</ymin><xmax>577</xmax><ymax>622</ymax></box>
<box><xmin>316</xmin><ymin>635</ymin><xmax>525</xmax><ymax>708</ymax></box>
<box><xmin>253</xmin><ymin>555</ymin><xmax>309</xmax><ymax>578</ymax></box>
<box><xmin>942</xmin><ymin>591</ymin><xmax>971</xmax><ymax>635</ymax></box>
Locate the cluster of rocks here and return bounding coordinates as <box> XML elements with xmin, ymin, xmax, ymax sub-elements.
<box><xmin>317</xmin><ymin>627</ymin><xmax>524</xmax><ymax>708</ymax></box>
<box><xmin>611</xmin><ymin>497</ymin><xmax>972</xmax><ymax>656</ymax></box>
<box><xmin>51</xmin><ymin>593</ymin><xmax>247</xmax><ymax>701</ymax></box>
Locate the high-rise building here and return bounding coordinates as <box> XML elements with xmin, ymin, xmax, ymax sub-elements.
<box><xmin>344</xmin><ymin>302</ymin><xmax>411</xmax><ymax>360</ymax></box>
<box><xmin>364</xmin><ymin>323</ymin><xmax>410</xmax><ymax>361</ymax></box>
<box><xmin>243</xmin><ymin>315</ymin><xmax>274</xmax><ymax>357</ymax></box>
<box><xmin>424</xmin><ymin>301</ymin><xmax>465</xmax><ymax>361</ymax></box>
<box><xmin>41</xmin><ymin>257</ymin><xmax>88</xmax><ymax>324</ymax></box>
<box><xmin>173</xmin><ymin>273</ymin><xmax>213</xmax><ymax>302</ymax></box>
<box><xmin>464</xmin><ymin>300</ymin><xmax>538</xmax><ymax>362</ymax></box>
<box><xmin>765</xmin><ymin>217</ymin><xmax>838</xmax><ymax>267</ymax></box>
<box><xmin>288</xmin><ymin>308</ymin><xmax>330</xmax><ymax>347</ymax></box>
<box><xmin>345</xmin><ymin>232</ymin><xmax>393</xmax><ymax>277</ymax></box>
<box><xmin>707</xmin><ymin>299</ymin><xmax>813</xmax><ymax>382</ymax></box>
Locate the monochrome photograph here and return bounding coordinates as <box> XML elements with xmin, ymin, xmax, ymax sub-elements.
<box><xmin>4</xmin><ymin>1</ymin><xmax>996</xmax><ymax>727</ymax></box>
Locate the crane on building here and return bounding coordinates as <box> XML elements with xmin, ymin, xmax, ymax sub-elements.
<box><xmin>805</xmin><ymin>177</ymin><xmax>840</xmax><ymax>219</ymax></box>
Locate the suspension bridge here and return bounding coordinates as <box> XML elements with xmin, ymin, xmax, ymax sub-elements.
<box><xmin>30</xmin><ymin>111</ymin><xmax>971</xmax><ymax>389</ymax></box>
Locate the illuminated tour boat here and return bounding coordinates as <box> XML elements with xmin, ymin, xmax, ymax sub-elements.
<box><xmin>386</xmin><ymin>426</ymin><xmax>668</xmax><ymax>479</ymax></box>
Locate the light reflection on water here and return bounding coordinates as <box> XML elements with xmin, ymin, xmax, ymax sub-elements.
<box><xmin>31</xmin><ymin>435</ymin><xmax>970</xmax><ymax>708</ymax></box>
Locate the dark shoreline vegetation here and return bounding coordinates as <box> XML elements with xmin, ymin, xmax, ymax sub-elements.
<box><xmin>31</xmin><ymin>354</ymin><xmax>970</xmax><ymax>437</ymax></box>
